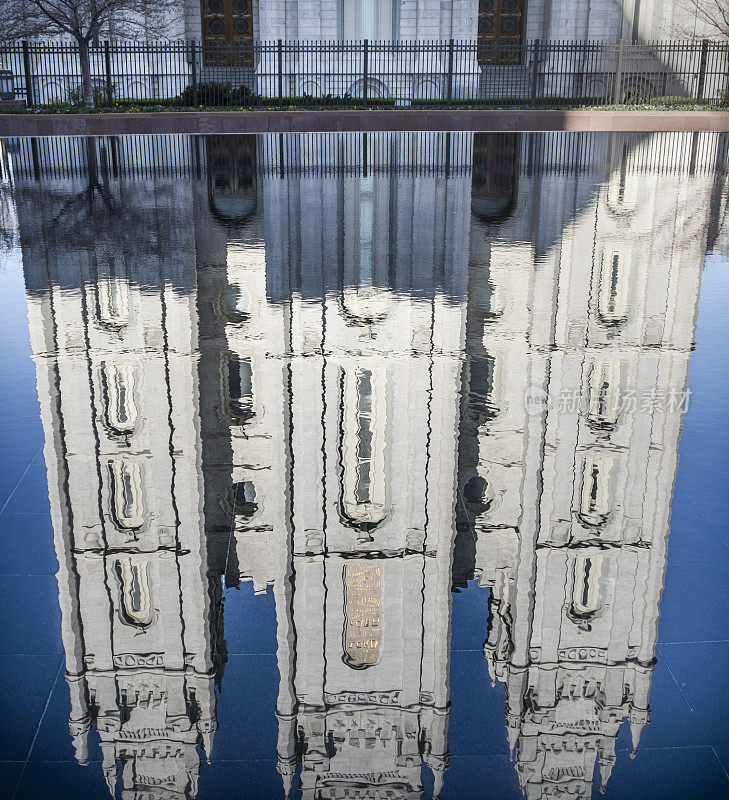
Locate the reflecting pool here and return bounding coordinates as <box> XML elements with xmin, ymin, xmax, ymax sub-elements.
<box><xmin>0</xmin><ymin>131</ymin><xmax>728</xmax><ymax>800</ymax></box>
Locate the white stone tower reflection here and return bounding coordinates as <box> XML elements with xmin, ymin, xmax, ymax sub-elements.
<box><xmin>458</xmin><ymin>131</ymin><xmax>727</xmax><ymax>800</ymax></box>
<box><xmin>197</xmin><ymin>132</ymin><xmax>474</xmax><ymax>799</ymax></box>
<box><xmin>15</xmin><ymin>145</ymin><xmax>219</xmax><ymax>800</ymax></box>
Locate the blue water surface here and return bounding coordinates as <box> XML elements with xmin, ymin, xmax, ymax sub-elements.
<box><xmin>0</xmin><ymin>131</ymin><xmax>727</xmax><ymax>800</ymax></box>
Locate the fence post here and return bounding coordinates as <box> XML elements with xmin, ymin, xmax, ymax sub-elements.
<box><xmin>446</xmin><ymin>38</ymin><xmax>454</xmax><ymax>105</ymax></box>
<box><xmin>363</xmin><ymin>39</ymin><xmax>369</xmax><ymax>104</ymax></box>
<box><xmin>696</xmin><ymin>38</ymin><xmax>709</xmax><ymax>102</ymax></box>
<box><xmin>104</xmin><ymin>41</ymin><xmax>113</xmax><ymax>106</ymax></box>
<box><xmin>190</xmin><ymin>39</ymin><xmax>198</xmax><ymax>106</ymax></box>
<box><xmin>613</xmin><ymin>38</ymin><xmax>624</xmax><ymax>105</ymax></box>
<box><xmin>21</xmin><ymin>40</ymin><xmax>33</xmax><ymax>108</ymax></box>
<box><xmin>530</xmin><ymin>39</ymin><xmax>540</xmax><ymax>103</ymax></box>
<box><xmin>277</xmin><ymin>39</ymin><xmax>283</xmax><ymax>105</ymax></box>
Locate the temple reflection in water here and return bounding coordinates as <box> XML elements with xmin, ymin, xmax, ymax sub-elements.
<box><xmin>5</xmin><ymin>129</ymin><xmax>727</xmax><ymax>800</ymax></box>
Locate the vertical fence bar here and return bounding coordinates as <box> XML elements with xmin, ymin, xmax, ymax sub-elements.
<box><xmin>446</xmin><ymin>37</ymin><xmax>454</xmax><ymax>106</ymax></box>
<box><xmin>530</xmin><ymin>38</ymin><xmax>540</xmax><ymax>103</ymax></box>
<box><xmin>363</xmin><ymin>39</ymin><xmax>369</xmax><ymax>104</ymax></box>
<box><xmin>104</xmin><ymin>40</ymin><xmax>113</xmax><ymax>105</ymax></box>
<box><xmin>190</xmin><ymin>39</ymin><xmax>198</xmax><ymax>106</ymax></box>
<box><xmin>576</xmin><ymin>40</ymin><xmax>584</xmax><ymax>101</ymax></box>
<box><xmin>277</xmin><ymin>39</ymin><xmax>283</xmax><ymax>105</ymax></box>
<box><xmin>696</xmin><ymin>38</ymin><xmax>709</xmax><ymax>102</ymax></box>
<box><xmin>613</xmin><ymin>38</ymin><xmax>624</xmax><ymax>104</ymax></box>
<box><xmin>21</xmin><ymin>40</ymin><xmax>33</xmax><ymax>107</ymax></box>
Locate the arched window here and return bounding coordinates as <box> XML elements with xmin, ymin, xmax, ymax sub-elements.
<box><xmin>607</xmin><ymin>143</ymin><xmax>638</xmax><ymax>214</ymax></box>
<box><xmin>467</xmin><ymin>355</ymin><xmax>499</xmax><ymax>424</ymax></box>
<box><xmin>587</xmin><ymin>360</ymin><xmax>620</xmax><ymax>431</ymax></box>
<box><xmin>471</xmin><ymin>133</ymin><xmax>518</xmax><ymax>223</ymax></box>
<box><xmin>225</xmin><ymin>355</ymin><xmax>254</xmax><ymax>422</ymax></box>
<box><xmin>342</xmin><ymin>562</ymin><xmax>382</xmax><ymax>670</ymax></box>
<box><xmin>201</xmin><ymin>0</ymin><xmax>253</xmax><ymax>65</ymax></box>
<box><xmin>577</xmin><ymin>455</ymin><xmax>612</xmax><ymax>527</ymax></box>
<box><xmin>339</xmin><ymin>367</ymin><xmax>388</xmax><ymax>530</ymax></box>
<box><xmin>568</xmin><ymin>555</ymin><xmax>604</xmax><ymax>625</ymax></box>
<box><xmin>108</xmin><ymin>458</ymin><xmax>145</xmax><ymax>531</ymax></box>
<box><xmin>96</xmin><ymin>274</ymin><xmax>130</xmax><ymax>327</ymax></box>
<box><xmin>228</xmin><ymin>480</ymin><xmax>258</xmax><ymax>519</ymax></box>
<box><xmin>598</xmin><ymin>249</ymin><xmax>631</xmax><ymax>325</ymax></box>
<box><xmin>100</xmin><ymin>361</ymin><xmax>138</xmax><ymax>435</ymax></box>
<box><xmin>478</xmin><ymin>0</ymin><xmax>525</xmax><ymax>64</ymax></box>
<box><xmin>342</xmin><ymin>169</ymin><xmax>393</xmax><ymax>321</ymax></box>
<box><xmin>463</xmin><ymin>474</ymin><xmax>494</xmax><ymax>515</ymax></box>
<box><xmin>114</xmin><ymin>557</ymin><xmax>155</xmax><ymax>628</ymax></box>
<box><xmin>207</xmin><ymin>136</ymin><xmax>257</xmax><ymax>224</ymax></box>
<box><xmin>221</xmin><ymin>284</ymin><xmax>251</xmax><ymax>323</ymax></box>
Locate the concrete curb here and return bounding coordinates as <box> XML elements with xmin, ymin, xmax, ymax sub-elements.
<box><xmin>1</xmin><ymin>109</ymin><xmax>728</xmax><ymax>136</ymax></box>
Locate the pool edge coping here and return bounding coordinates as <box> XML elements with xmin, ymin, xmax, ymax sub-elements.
<box><xmin>1</xmin><ymin>109</ymin><xmax>728</xmax><ymax>136</ymax></box>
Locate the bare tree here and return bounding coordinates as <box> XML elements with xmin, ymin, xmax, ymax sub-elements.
<box><xmin>0</xmin><ymin>0</ymin><xmax>180</xmax><ymax>105</ymax></box>
<box><xmin>675</xmin><ymin>0</ymin><xmax>729</xmax><ymax>39</ymax></box>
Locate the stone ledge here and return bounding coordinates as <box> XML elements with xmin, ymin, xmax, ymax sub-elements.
<box><xmin>0</xmin><ymin>109</ymin><xmax>727</xmax><ymax>136</ymax></box>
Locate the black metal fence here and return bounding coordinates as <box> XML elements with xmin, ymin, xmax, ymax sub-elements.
<box><xmin>6</xmin><ymin>132</ymin><xmax>727</xmax><ymax>183</ymax></box>
<box><xmin>1</xmin><ymin>39</ymin><xmax>728</xmax><ymax>108</ymax></box>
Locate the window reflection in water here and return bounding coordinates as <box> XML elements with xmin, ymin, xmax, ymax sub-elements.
<box><xmin>114</xmin><ymin>557</ymin><xmax>155</xmax><ymax>628</ymax></box>
<box><xmin>463</xmin><ymin>474</ymin><xmax>494</xmax><ymax>515</ymax></box>
<box><xmin>96</xmin><ymin>271</ymin><xmax>130</xmax><ymax>327</ymax></box>
<box><xmin>108</xmin><ymin>458</ymin><xmax>145</xmax><ymax>531</ymax></box>
<box><xmin>208</xmin><ymin>135</ymin><xmax>257</xmax><ymax>225</ymax></box>
<box><xmin>228</xmin><ymin>480</ymin><xmax>258</xmax><ymax>520</ymax></box>
<box><xmin>100</xmin><ymin>361</ymin><xmax>137</xmax><ymax>435</ymax></box>
<box><xmin>587</xmin><ymin>359</ymin><xmax>621</xmax><ymax>431</ymax></box>
<box><xmin>339</xmin><ymin>366</ymin><xmax>388</xmax><ymax>532</ymax></box>
<box><xmin>472</xmin><ymin>278</ymin><xmax>502</xmax><ymax>321</ymax></box>
<box><xmin>578</xmin><ymin>455</ymin><xmax>613</xmax><ymax>527</ymax></box>
<box><xmin>467</xmin><ymin>354</ymin><xmax>499</xmax><ymax>423</ymax></box>
<box><xmin>222</xmin><ymin>283</ymin><xmax>251</xmax><ymax>323</ymax></box>
<box><xmin>225</xmin><ymin>354</ymin><xmax>254</xmax><ymax>421</ymax></box>
<box><xmin>569</xmin><ymin>555</ymin><xmax>605</xmax><ymax>626</ymax></box>
<box><xmin>471</xmin><ymin>132</ymin><xmax>518</xmax><ymax>223</ymax></box>
<box><xmin>341</xmin><ymin>165</ymin><xmax>392</xmax><ymax>323</ymax></box>
<box><xmin>598</xmin><ymin>249</ymin><xmax>631</xmax><ymax>325</ymax></box>
<box><xmin>607</xmin><ymin>143</ymin><xmax>639</xmax><ymax>214</ymax></box>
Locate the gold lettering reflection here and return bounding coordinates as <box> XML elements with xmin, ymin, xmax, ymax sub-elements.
<box><xmin>342</xmin><ymin>562</ymin><xmax>382</xmax><ymax>670</ymax></box>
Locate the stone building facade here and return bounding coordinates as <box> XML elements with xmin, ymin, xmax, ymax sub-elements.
<box><xmin>16</xmin><ymin>1</ymin><xmax>724</xmax><ymax>105</ymax></box>
<box><xmin>456</xmin><ymin>130</ymin><xmax>725</xmax><ymax>799</ymax></box>
<box><xmin>195</xmin><ymin>132</ymin><xmax>473</xmax><ymax>799</ymax></box>
<box><xmin>16</xmin><ymin>155</ymin><xmax>220</xmax><ymax>800</ymax></box>
<box><xmin>179</xmin><ymin>0</ymin><xmax>713</xmax><ymax>43</ymax></box>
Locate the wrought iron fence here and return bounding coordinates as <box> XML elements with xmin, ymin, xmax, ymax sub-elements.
<box><xmin>6</xmin><ymin>132</ymin><xmax>727</xmax><ymax>183</ymax></box>
<box><xmin>0</xmin><ymin>39</ymin><xmax>727</xmax><ymax>108</ymax></box>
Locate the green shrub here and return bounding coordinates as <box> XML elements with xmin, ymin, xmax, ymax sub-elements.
<box><xmin>178</xmin><ymin>81</ymin><xmax>252</xmax><ymax>106</ymax></box>
<box><xmin>114</xmin><ymin>96</ymin><xmax>180</xmax><ymax>108</ymax></box>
